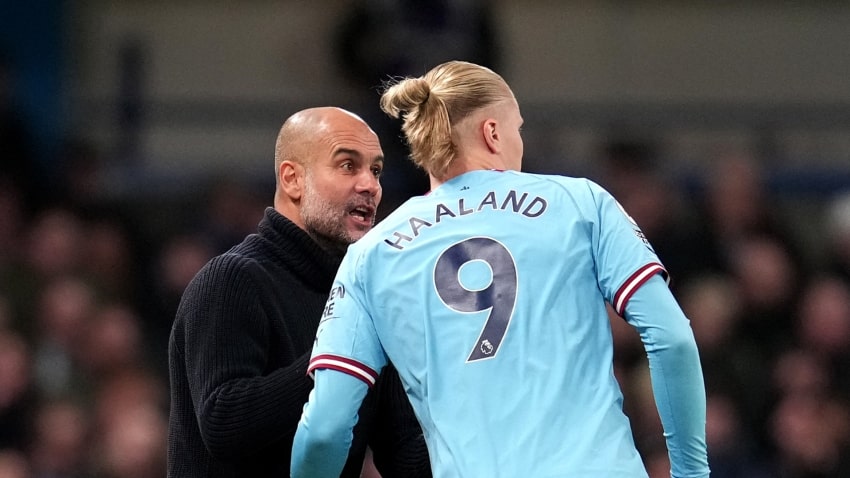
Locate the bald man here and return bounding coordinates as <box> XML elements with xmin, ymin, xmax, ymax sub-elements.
<box><xmin>167</xmin><ymin>107</ymin><xmax>431</xmax><ymax>478</ymax></box>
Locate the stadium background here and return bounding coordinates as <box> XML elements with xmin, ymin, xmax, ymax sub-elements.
<box><xmin>1</xmin><ymin>1</ymin><xmax>849</xmax><ymax>477</ymax></box>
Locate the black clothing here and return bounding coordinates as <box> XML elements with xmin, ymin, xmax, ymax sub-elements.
<box><xmin>168</xmin><ymin>207</ymin><xmax>429</xmax><ymax>477</ymax></box>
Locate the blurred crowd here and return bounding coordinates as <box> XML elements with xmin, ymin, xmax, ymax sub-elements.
<box><xmin>0</xmin><ymin>134</ymin><xmax>268</xmax><ymax>478</ymax></box>
<box><xmin>2</xmin><ymin>55</ymin><xmax>270</xmax><ymax>473</ymax></box>
<box><xmin>597</xmin><ymin>142</ymin><xmax>850</xmax><ymax>478</ymax></box>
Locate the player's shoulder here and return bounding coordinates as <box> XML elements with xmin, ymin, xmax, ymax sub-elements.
<box><xmin>508</xmin><ymin>170</ymin><xmax>602</xmax><ymax>196</ymax></box>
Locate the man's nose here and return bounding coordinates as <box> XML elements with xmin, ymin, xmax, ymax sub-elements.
<box><xmin>356</xmin><ymin>171</ymin><xmax>381</xmax><ymax>196</ymax></box>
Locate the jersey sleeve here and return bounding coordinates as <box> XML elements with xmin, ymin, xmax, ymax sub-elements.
<box><xmin>291</xmin><ymin>369</ymin><xmax>371</xmax><ymax>478</ymax></box>
<box><xmin>623</xmin><ymin>274</ymin><xmax>710</xmax><ymax>478</ymax></box>
<box><xmin>587</xmin><ymin>180</ymin><xmax>668</xmax><ymax>315</ymax></box>
<box><xmin>307</xmin><ymin>250</ymin><xmax>388</xmax><ymax>387</ymax></box>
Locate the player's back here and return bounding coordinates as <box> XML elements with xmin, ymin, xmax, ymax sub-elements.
<box><xmin>356</xmin><ymin>169</ymin><xmax>657</xmax><ymax>477</ymax></box>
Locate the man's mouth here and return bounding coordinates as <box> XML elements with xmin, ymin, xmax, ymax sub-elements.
<box><xmin>349</xmin><ymin>205</ymin><xmax>375</xmax><ymax>224</ymax></box>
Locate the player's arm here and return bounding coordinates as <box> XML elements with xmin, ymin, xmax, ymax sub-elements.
<box><xmin>292</xmin><ymin>248</ymin><xmax>388</xmax><ymax>477</ymax></box>
<box><xmin>291</xmin><ymin>367</ymin><xmax>370</xmax><ymax>478</ymax></box>
<box><xmin>623</xmin><ymin>274</ymin><xmax>710</xmax><ymax>478</ymax></box>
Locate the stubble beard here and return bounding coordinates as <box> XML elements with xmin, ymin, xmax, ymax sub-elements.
<box><xmin>301</xmin><ymin>185</ymin><xmax>359</xmax><ymax>256</ymax></box>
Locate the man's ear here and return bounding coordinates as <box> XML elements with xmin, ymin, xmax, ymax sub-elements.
<box><xmin>279</xmin><ymin>160</ymin><xmax>304</xmax><ymax>201</ymax></box>
<box><xmin>482</xmin><ymin>118</ymin><xmax>500</xmax><ymax>153</ymax></box>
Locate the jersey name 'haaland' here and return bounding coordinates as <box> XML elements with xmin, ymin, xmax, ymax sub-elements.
<box><xmin>383</xmin><ymin>189</ymin><xmax>548</xmax><ymax>250</ymax></box>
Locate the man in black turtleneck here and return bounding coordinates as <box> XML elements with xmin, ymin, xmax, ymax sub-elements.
<box><xmin>167</xmin><ymin>107</ymin><xmax>431</xmax><ymax>477</ymax></box>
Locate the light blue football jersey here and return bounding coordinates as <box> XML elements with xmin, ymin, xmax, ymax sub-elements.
<box><xmin>310</xmin><ymin>169</ymin><xmax>669</xmax><ymax>477</ymax></box>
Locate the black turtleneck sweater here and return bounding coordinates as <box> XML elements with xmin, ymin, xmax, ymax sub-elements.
<box><xmin>168</xmin><ymin>207</ymin><xmax>430</xmax><ymax>477</ymax></box>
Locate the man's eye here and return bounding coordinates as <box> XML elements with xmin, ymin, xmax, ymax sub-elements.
<box><xmin>372</xmin><ymin>167</ymin><xmax>383</xmax><ymax>178</ymax></box>
<box><xmin>341</xmin><ymin>161</ymin><xmax>354</xmax><ymax>171</ymax></box>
